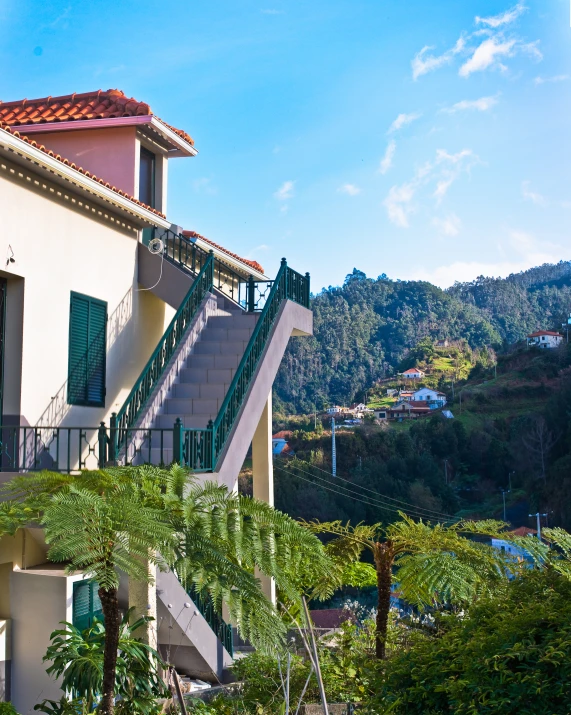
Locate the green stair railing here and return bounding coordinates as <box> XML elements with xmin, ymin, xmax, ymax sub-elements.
<box><xmin>179</xmin><ymin>258</ymin><xmax>310</xmax><ymax>472</ymax></box>
<box><xmin>186</xmin><ymin>584</ymin><xmax>233</xmax><ymax>656</ymax></box>
<box><xmin>111</xmin><ymin>254</ymin><xmax>215</xmax><ymax>457</ymax></box>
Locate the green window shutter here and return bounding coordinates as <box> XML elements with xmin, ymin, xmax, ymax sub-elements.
<box><xmin>73</xmin><ymin>580</ymin><xmax>103</xmax><ymax>631</ymax></box>
<box><xmin>67</xmin><ymin>292</ymin><xmax>107</xmax><ymax>407</ymax></box>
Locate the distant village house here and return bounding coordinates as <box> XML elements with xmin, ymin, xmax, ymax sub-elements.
<box><xmin>527</xmin><ymin>330</ymin><xmax>563</xmax><ymax>349</ymax></box>
<box><xmin>413</xmin><ymin>388</ymin><xmax>447</xmax><ymax>408</ymax></box>
<box><xmin>400</xmin><ymin>367</ymin><xmax>425</xmax><ymax>379</ymax></box>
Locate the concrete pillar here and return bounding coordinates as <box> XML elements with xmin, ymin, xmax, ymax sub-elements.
<box><xmin>129</xmin><ymin>557</ymin><xmax>158</xmax><ymax>649</ymax></box>
<box><xmin>252</xmin><ymin>391</ymin><xmax>276</xmax><ymax>604</ymax></box>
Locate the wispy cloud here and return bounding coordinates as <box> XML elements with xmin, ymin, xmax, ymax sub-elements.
<box><xmin>338</xmin><ymin>184</ymin><xmax>361</xmax><ymax>196</ymax></box>
<box><xmin>383</xmin><ymin>148</ymin><xmax>479</xmax><ymax>227</ymax></box>
<box><xmin>412</xmin><ymin>36</ymin><xmax>465</xmax><ymax>80</ymax></box>
<box><xmin>522</xmin><ymin>181</ymin><xmax>547</xmax><ymax>207</ymax></box>
<box><xmin>274</xmin><ymin>180</ymin><xmax>295</xmax><ymax>200</ymax></box>
<box><xmin>192</xmin><ymin>177</ymin><xmax>217</xmax><ymax>195</ymax></box>
<box><xmin>40</xmin><ymin>4</ymin><xmax>72</xmax><ymax>30</ymax></box>
<box><xmin>261</xmin><ymin>8</ymin><xmax>284</xmax><ymax>14</ymax></box>
<box><xmin>432</xmin><ymin>214</ymin><xmax>462</xmax><ymax>236</ymax></box>
<box><xmin>534</xmin><ymin>74</ymin><xmax>568</xmax><ymax>85</ymax></box>
<box><xmin>388</xmin><ymin>111</ymin><xmax>422</xmax><ymax>134</ymax></box>
<box><xmin>442</xmin><ymin>94</ymin><xmax>499</xmax><ymax>113</ymax></box>
<box><xmin>475</xmin><ymin>3</ymin><xmax>526</xmax><ymax>28</ymax></box>
<box><xmin>459</xmin><ymin>37</ymin><xmax>516</xmax><ymax>76</ymax></box>
<box><xmin>379</xmin><ymin>140</ymin><xmax>396</xmax><ymax>174</ymax></box>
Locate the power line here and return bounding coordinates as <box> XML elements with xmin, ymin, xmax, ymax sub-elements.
<box><xmin>274</xmin><ymin>463</ymin><xmax>459</xmax><ymax>524</ymax></box>
<box><xmin>286</xmin><ymin>459</ymin><xmax>457</xmax><ymax>521</ymax></box>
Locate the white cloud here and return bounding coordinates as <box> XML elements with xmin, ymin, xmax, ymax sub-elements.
<box><xmin>522</xmin><ymin>181</ymin><xmax>547</xmax><ymax>207</ymax></box>
<box><xmin>379</xmin><ymin>140</ymin><xmax>396</xmax><ymax>174</ymax></box>
<box><xmin>261</xmin><ymin>8</ymin><xmax>284</xmax><ymax>14</ymax></box>
<box><xmin>442</xmin><ymin>94</ymin><xmax>499</xmax><ymax>113</ymax></box>
<box><xmin>383</xmin><ymin>182</ymin><xmax>416</xmax><ymax>228</ymax></box>
<box><xmin>383</xmin><ymin>148</ymin><xmax>479</xmax><ymax>226</ymax></box>
<box><xmin>388</xmin><ymin>112</ymin><xmax>421</xmax><ymax>134</ymax></box>
<box><xmin>338</xmin><ymin>183</ymin><xmax>361</xmax><ymax>196</ymax></box>
<box><xmin>412</xmin><ymin>36</ymin><xmax>465</xmax><ymax>80</ymax></box>
<box><xmin>274</xmin><ymin>180</ymin><xmax>295</xmax><ymax>200</ymax></box>
<box><xmin>459</xmin><ymin>37</ymin><xmax>516</xmax><ymax>77</ymax></box>
<box><xmin>475</xmin><ymin>3</ymin><xmax>526</xmax><ymax>28</ymax></box>
<box><xmin>432</xmin><ymin>214</ymin><xmax>462</xmax><ymax>236</ymax></box>
<box><xmin>192</xmin><ymin>177</ymin><xmax>217</xmax><ymax>195</ymax></box>
<box><xmin>534</xmin><ymin>74</ymin><xmax>568</xmax><ymax>85</ymax></box>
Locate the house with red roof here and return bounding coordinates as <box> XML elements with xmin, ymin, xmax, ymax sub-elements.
<box><xmin>400</xmin><ymin>367</ymin><xmax>425</xmax><ymax>379</ymax></box>
<box><xmin>0</xmin><ymin>88</ymin><xmax>313</xmax><ymax>709</ymax></box>
<box><xmin>527</xmin><ymin>330</ymin><xmax>563</xmax><ymax>349</ymax></box>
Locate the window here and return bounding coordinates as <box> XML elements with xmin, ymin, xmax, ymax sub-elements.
<box><xmin>73</xmin><ymin>580</ymin><xmax>103</xmax><ymax>631</ymax></box>
<box><xmin>139</xmin><ymin>146</ymin><xmax>155</xmax><ymax>208</ymax></box>
<box><xmin>67</xmin><ymin>292</ymin><xmax>107</xmax><ymax>407</ymax></box>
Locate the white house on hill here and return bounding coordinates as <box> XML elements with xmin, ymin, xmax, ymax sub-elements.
<box><xmin>527</xmin><ymin>331</ymin><xmax>563</xmax><ymax>349</ymax></box>
<box><xmin>413</xmin><ymin>388</ymin><xmax>446</xmax><ymax>408</ymax></box>
<box><xmin>400</xmin><ymin>368</ymin><xmax>425</xmax><ymax>379</ymax></box>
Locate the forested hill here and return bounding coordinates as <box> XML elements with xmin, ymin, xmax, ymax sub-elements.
<box><xmin>274</xmin><ymin>261</ymin><xmax>571</xmax><ymax>413</ymax></box>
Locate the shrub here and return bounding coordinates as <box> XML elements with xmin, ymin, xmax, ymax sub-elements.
<box><xmin>0</xmin><ymin>703</ymin><xmax>21</xmax><ymax>715</ymax></box>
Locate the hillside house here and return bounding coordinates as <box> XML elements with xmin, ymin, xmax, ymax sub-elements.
<box><xmin>400</xmin><ymin>367</ymin><xmax>425</xmax><ymax>379</ymax></box>
<box><xmin>492</xmin><ymin>527</ymin><xmax>538</xmax><ymax>562</ymax></box>
<box><xmin>398</xmin><ymin>391</ymin><xmax>415</xmax><ymax>402</ymax></box>
<box><xmin>435</xmin><ymin>339</ymin><xmax>449</xmax><ymax>348</ymax></box>
<box><xmin>388</xmin><ymin>400</ymin><xmax>431</xmax><ymax>420</ymax></box>
<box><xmin>413</xmin><ymin>388</ymin><xmax>447</xmax><ymax>408</ymax></box>
<box><xmin>527</xmin><ymin>330</ymin><xmax>563</xmax><ymax>349</ymax></box>
<box><xmin>272</xmin><ymin>430</ymin><xmax>293</xmax><ymax>456</ymax></box>
<box><xmin>326</xmin><ymin>406</ymin><xmax>345</xmax><ymax>415</ymax></box>
<box><xmin>0</xmin><ymin>88</ymin><xmax>313</xmax><ymax>709</ymax></box>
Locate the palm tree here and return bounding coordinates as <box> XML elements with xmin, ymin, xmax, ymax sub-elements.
<box><xmin>0</xmin><ymin>466</ymin><xmax>329</xmax><ymax>714</ymax></box>
<box><xmin>305</xmin><ymin>516</ymin><xmax>520</xmax><ymax>659</ymax></box>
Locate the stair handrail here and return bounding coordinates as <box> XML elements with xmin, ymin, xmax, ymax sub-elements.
<box><xmin>111</xmin><ymin>253</ymin><xmax>215</xmax><ymax>457</ymax></box>
<box><xmin>210</xmin><ymin>258</ymin><xmax>310</xmax><ymax>467</ymax></box>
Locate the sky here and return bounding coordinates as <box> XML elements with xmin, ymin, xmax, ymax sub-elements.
<box><xmin>1</xmin><ymin>0</ymin><xmax>571</xmax><ymax>291</ymax></box>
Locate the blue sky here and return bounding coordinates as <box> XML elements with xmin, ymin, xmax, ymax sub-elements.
<box><xmin>1</xmin><ymin>0</ymin><xmax>570</xmax><ymax>290</ymax></box>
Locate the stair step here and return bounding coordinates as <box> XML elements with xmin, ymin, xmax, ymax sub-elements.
<box><xmin>172</xmin><ymin>382</ymin><xmax>226</xmax><ymax>399</ymax></box>
<box><xmin>209</xmin><ymin>314</ymin><xmax>257</xmax><ymax>329</ymax></box>
<box><xmin>180</xmin><ymin>367</ymin><xmax>235</xmax><ymax>384</ymax></box>
<box><xmin>163</xmin><ymin>398</ymin><xmax>221</xmax><ymax>415</ymax></box>
<box><xmin>155</xmin><ymin>413</ymin><xmax>213</xmax><ymax>429</ymax></box>
<box><xmin>195</xmin><ymin>341</ymin><xmax>246</xmax><ymax>356</ymax></box>
<box><xmin>201</xmin><ymin>328</ymin><xmax>252</xmax><ymax>342</ymax></box>
<box><xmin>187</xmin><ymin>354</ymin><xmax>240</xmax><ymax>370</ymax></box>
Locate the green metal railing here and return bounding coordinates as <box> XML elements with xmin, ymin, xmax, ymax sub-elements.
<box><xmin>111</xmin><ymin>255</ymin><xmax>215</xmax><ymax>456</ymax></box>
<box><xmin>186</xmin><ymin>584</ymin><xmax>233</xmax><ymax>656</ymax></box>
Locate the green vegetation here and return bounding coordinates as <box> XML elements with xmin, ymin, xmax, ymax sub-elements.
<box><xmin>275</xmin><ymin>261</ymin><xmax>571</xmax><ymax>412</ymax></box>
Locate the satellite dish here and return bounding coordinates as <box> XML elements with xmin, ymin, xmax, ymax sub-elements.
<box><xmin>148</xmin><ymin>237</ymin><xmax>164</xmax><ymax>255</ymax></box>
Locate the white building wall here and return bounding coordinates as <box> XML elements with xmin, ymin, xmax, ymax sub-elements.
<box><xmin>0</xmin><ymin>162</ymin><xmax>175</xmax><ymax>431</ymax></box>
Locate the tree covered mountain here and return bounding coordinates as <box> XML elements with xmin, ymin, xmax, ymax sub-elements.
<box><xmin>274</xmin><ymin>261</ymin><xmax>571</xmax><ymax>413</ymax></box>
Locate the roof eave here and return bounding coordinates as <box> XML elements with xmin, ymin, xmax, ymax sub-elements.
<box><xmin>193</xmin><ymin>236</ymin><xmax>268</xmax><ymax>281</ymax></box>
<box><xmin>9</xmin><ymin>115</ymin><xmax>198</xmax><ymax>157</ymax></box>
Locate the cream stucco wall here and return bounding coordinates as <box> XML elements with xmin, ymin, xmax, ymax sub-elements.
<box><xmin>30</xmin><ymin>126</ymin><xmax>138</xmax><ymax>197</ymax></box>
<box><xmin>0</xmin><ymin>158</ymin><xmax>175</xmax><ymax>439</ymax></box>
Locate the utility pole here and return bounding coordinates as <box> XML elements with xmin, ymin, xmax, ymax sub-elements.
<box><xmin>529</xmin><ymin>511</ymin><xmax>548</xmax><ymax>540</ymax></box>
<box><xmin>314</xmin><ymin>404</ymin><xmax>317</xmax><ymax>430</ymax></box>
<box><xmin>443</xmin><ymin>458</ymin><xmax>449</xmax><ymax>485</ymax></box>
<box><xmin>508</xmin><ymin>471</ymin><xmax>514</xmax><ymax>491</ymax></box>
<box><xmin>501</xmin><ymin>488</ymin><xmax>510</xmax><ymax>522</ymax></box>
<box><xmin>331</xmin><ymin>418</ymin><xmax>337</xmax><ymax>477</ymax></box>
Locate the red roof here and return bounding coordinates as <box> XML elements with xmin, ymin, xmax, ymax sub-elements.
<box><xmin>272</xmin><ymin>431</ymin><xmax>293</xmax><ymax>440</ymax></box>
<box><xmin>0</xmin><ymin>89</ymin><xmax>194</xmax><ymax>146</ymax></box>
<box><xmin>0</xmin><ymin>122</ymin><xmax>164</xmax><ymax>217</ymax></box>
<box><xmin>402</xmin><ymin>368</ymin><xmax>424</xmax><ymax>375</ymax></box>
<box><xmin>527</xmin><ymin>331</ymin><xmax>562</xmax><ymax>338</ymax></box>
<box><xmin>409</xmin><ymin>400</ymin><xmax>429</xmax><ymax>408</ymax></box>
<box><xmin>510</xmin><ymin>526</ymin><xmax>537</xmax><ymax>537</ymax></box>
<box><xmin>183</xmin><ymin>230</ymin><xmax>264</xmax><ymax>274</ymax></box>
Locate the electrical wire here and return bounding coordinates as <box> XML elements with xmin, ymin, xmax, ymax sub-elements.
<box><xmin>137</xmin><ymin>244</ymin><xmax>165</xmax><ymax>292</ymax></box>
<box><xmin>274</xmin><ymin>463</ymin><xmax>459</xmax><ymax>524</ymax></box>
<box><xmin>277</xmin><ymin>459</ymin><xmax>458</xmax><ymax>521</ymax></box>
<box><xmin>291</xmin><ymin>459</ymin><xmax>457</xmax><ymax>520</ymax></box>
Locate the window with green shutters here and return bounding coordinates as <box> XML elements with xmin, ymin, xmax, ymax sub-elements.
<box><xmin>67</xmin><ymin>292</ymin><xmax>107</xmax><ymax>407</ymax></box>
<box><xmin>73</xmin><ymin>580</ymin><xmax>104</xmax><ymax>631</ymax></box>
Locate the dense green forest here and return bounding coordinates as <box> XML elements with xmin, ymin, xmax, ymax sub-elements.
<box><xmin>274</xmin><ymin>261</ymin><xmax>571</xmax><ymax>413</ymax></box>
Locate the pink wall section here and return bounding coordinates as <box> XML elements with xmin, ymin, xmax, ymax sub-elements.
<box><xmin>29</xmin><ymin>126</ymin><xmax>138</xmax><ymax>196</ymax></box>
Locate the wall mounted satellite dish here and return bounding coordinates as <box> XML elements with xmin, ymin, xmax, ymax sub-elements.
<box><xmin>148</xmin><ymin>237</ymin><xmax>164</xmax><ymax>255</ymax></box>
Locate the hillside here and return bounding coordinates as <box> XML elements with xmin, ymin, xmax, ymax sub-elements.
<box><xmin>269</xmin><ymin>343</ymin><xmax>571</xmax><ymax>531</ymax></box>
<box><xmin>274</xmin><ymin>261</ymin><xmax>571</xmax><ymax>413</ymax></box>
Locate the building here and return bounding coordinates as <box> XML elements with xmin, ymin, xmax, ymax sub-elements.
<box><xmin>388</xmin><ymin>400</ymin><xmax>431</xmax><ymax>420</ymax></box>
<box><xmin>0</xmin><ymin>89</ymin><xmax>313</xmax><ymax>709</ymax></box>
<box><xmin>527</xmin><ymin>330</ymin><xmax>563</xmax><ymax>349</ymax></box>
<box><xmin>435</xmin><ymin>339</ymin><xmax>449</xmax><ymax>348</ymax></box>
<box><xmin>412</xmin><ymin>388</ymin><xmax>447</xmax><ymax>408</ymax></box>
<box><xmin>272</xmin><ymin>430</ymin><xmax>293</xmax><ymax>456</ymax></box>
<box><xmin>400</xmin><ymin>367</ymin><xmax>425</xmax><ymax>379</ymax></box>
<box><xmin>398</xmin><ymin>391</ymin><xmax>415</xmax><ymax>402</ymax></box>
<box><xmin>492</xmin><ymin>527</ymin><xmax>538</xmax><ymax>561</ymax></box>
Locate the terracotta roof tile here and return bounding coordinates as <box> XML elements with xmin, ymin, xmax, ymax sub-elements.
<box><xmin>0</xmin><ymin>89</ymin><xmax>194</xmax><ymax>146</ymax></box>
<box><xmin>510</xmin><ymin>526</ymin><xmax>537</xmax><ymax>537</ymax></box>
<box><xmin>527</xmin><ymin>331</ymin><xmax>562</xmax><ymax>338</ymax></box>
<box><xmin>182</xmin><ymin>230</ymin><xmax>264</xmax><ymax>274</ymax></box>
<box><xmin>0</xmin><ymin>121</ymin><xmax>165</xmax><ymax>218</ymax></box>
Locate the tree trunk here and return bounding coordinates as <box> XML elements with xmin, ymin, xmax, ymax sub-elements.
<box><xmin>98</xmin><ymin>587</ymin><xmax>120</xmax><ymax>715</ymax></box>
<box><xmin>373</xmin><ymin>541</ymin><xmax>394</xmax><ymax>660</ymax></box>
